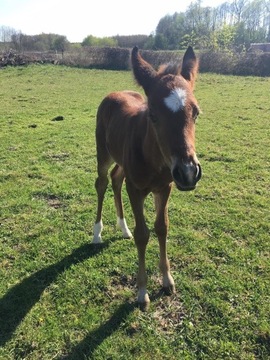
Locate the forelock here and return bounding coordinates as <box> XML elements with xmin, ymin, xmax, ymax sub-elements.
<box><xmin>158</xmin><ymin>63</ymin><xmax>181</xmax><ymax>76</ymax></box>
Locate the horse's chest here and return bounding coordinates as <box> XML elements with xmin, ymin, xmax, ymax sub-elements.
<box><xmin>126</xmin><ymin>160</ymin><xmax>172</xmax><ymax>192</ymax></box>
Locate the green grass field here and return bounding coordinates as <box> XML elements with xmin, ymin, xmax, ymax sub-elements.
<box><xmin>0</xmin><ymin>64</ymin><xmax>269</xmax><ymax>359</ymax></box>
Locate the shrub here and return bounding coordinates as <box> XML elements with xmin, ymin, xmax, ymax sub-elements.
<box><xmin>200</xmin><ymin>50</ymin><xmax>270</xmax><ymax>76</ymax></box>
<box><xmin>233</xmin><ymin>52</ymin><xmax>270</xmax><ymax>76</ymax></box>
<box><xmin>199</xmin><ymin>51</ymin><xmax>237</xmax><ymax>75</ymax></box>
<box><xmin>1</xmin><ymin>47</ymin><xmax>270</xmax><ymax>76</ymax></box>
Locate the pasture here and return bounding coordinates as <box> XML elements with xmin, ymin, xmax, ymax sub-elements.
<box><xmin>0</xmin><ymin>64</ymin><xmax>269</xmax><ymax>359</ymax></box>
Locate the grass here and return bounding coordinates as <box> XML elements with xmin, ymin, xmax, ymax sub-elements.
<box><xmin>0</xmin><ymin>64</ymin><xmax>269</xmax><ymax>359</ymax></box>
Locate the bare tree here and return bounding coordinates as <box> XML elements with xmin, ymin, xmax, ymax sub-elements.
<box><xmin>0</xmin><ymin>26</ymin><xmax>17</xmax><ymax>43</ymax></box>
<box><xmin>230</xmin><ymin>0</ymin><xmax>248</xmax><ymax>23</ymax></box>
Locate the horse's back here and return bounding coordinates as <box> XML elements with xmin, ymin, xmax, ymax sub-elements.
<box><xmin>96</xmin><ymin>91</ymin><xmax>145</xmax><ymax>127</ymax></box>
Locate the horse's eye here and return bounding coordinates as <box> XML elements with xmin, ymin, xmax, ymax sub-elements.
<box><xmin>192</xmin><ymin>106</ymin><xmax>200</xmax><ymax>122</ymax></box>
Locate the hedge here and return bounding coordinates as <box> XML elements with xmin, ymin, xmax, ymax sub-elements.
<box><xmin>1</xmin><ymin>47</ymin><xmax>270</xmax><ymax>76</ymax></box>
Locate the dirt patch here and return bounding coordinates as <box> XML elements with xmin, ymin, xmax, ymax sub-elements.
<box><xmin>153</xmin><ymin>294</ymin><xmax>186</xmax><ymax>333</ymax></box>
<box><xmin>33</xmin><ymin>193</ymin><xmax>64</xmax><ymax>209</ymax></box>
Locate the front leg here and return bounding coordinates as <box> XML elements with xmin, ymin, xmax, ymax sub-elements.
<box><xmin>126</xmin><ymin>181</ymin><xmax>150</xmax><ymax>310</ymax></box>
<box><xmin>154</xmin><ymin>185</ymin><xmax>175</xmax><ymax>295</ymax></box>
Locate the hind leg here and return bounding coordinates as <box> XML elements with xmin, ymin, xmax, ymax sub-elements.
<box><xmin>92</xmin><ymin>137</ymin><xmax>113</xmax><ymax>243</ymax></box>
<box><xmin>111</xmin><ymin>165</ymin><xmax>132</xmax><ymax>239</ymax></box>
<box><xmin>92</xmin><ymin>165</ymin><xmax>109</xmax><ymax>243</ymax></box>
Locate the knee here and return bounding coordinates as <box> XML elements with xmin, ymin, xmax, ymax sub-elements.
<box><xmin>154</xmin><ymin>220</ymin><xmax>168</xmax><ymax>238</ymax></box>
<box><xmin>134</xmin><ymin>224</ymin><xmax>150</xmax><ymax>247</ymax></box>
<box><xmin>95</xmin><ymin>176</ymin><xmax>108</xmax><ymax>191</ymax></box>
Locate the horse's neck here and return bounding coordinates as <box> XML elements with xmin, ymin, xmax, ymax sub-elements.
<box><xmin>143</xmin><ymin>120</ymin><xmax>166</xmax><ymax>170</ymax></box>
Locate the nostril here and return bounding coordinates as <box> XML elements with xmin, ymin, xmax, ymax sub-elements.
<box><xmin>172</xmin><ymin>162</ymin><xmax>201</xmax><ymax>189</ymax></box>
<box><xmin>172</xmin><ymin>166</ymin><xmax>183</xmax><ymax>185</ymax></box>
<box><xmin>196</xmin><ymin>164</ymin><xmax>202</xmax><ymax>181</ymax></box>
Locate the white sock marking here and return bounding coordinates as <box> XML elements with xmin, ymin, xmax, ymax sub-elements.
<box><xmin>92</xmin><ymin>220</ymin><xmax>103</xmax><ymax>243</ymax></box>
<box><xmin>164</xmin><ymin>88</ymin><xmax>187</xmax><ymax>113</ymax></box>
<box><xmin>117</xmin><ymin>217</ymin><xmax>132</xmax><ymax>238</ymax></box>
<box><xmin>137</xmin><ymin>287</ymin><xmax>150</xmax><ymax>305</ymax></box>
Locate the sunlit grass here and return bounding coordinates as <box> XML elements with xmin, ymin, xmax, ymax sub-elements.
<box><xmin>0</xmin><ymin>65</ymin><xmax>269</xmax><ymax>359</ymax></box>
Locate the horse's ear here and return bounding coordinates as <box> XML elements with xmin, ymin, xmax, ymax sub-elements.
<box><xmin>181</xmin><ymin>46</ymin><xmax>199</xmax><ymax>89</ymax></box>
<box><xmin>131</xmin><ymin>46</ymin><xmax>157</xmax><ymax>95</ymax></box>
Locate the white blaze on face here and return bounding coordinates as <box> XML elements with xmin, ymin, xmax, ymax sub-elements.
<box><xmin>164</xmin><ymin>88</ymin><xmax>187</xmax><ymax>113</ymax></box>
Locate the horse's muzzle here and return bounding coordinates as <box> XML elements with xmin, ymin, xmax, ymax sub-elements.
<box><xmin>172</xmin><ymin>162</ymin><xmax>202</xmax><ymax>191</ymax></box>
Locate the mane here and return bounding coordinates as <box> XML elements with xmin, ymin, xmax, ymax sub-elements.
<box><xmin>157</xmin><ymin>62</ymin><xmax>181</xmax><ymax>76</ymax></box>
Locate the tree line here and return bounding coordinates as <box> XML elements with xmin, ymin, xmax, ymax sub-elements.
<box><xmin>1</xmin><ymin>0</ymin><xmax>270</xmax><ymax>52</ymax></box>
<box><xmin>151</xmin><ymin>0</ymin><xmax>270</xmax><ymax>50</ymax></box>
<box><xmin>0</xmin><ymin>28</ymin><xmax>69</xmax><ymax>52</ymax></box>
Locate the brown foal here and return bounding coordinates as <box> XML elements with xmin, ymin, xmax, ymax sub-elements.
<box><xmin>93</xmin><ymin>46</ymin><xmax>201</xmax><ymax>310</ymax></box>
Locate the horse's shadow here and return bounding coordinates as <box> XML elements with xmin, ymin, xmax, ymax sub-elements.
<box><xmin>0</xmin><ymin>241</ymin><xmax>114</xmax><ymax>347</ymax></box>
<box><xmin>58</xmin><ymin>302</ymin><xmax>135</xmax><ymax>359</ymax></box>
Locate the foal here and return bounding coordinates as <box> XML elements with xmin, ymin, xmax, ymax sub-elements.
<box><xmin>93</xmin><ymin>46</ymin><xmax>201</xmax><ymax>310</ymax></box>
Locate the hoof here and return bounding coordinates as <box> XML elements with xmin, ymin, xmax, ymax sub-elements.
<box><xmin>92</xmin><ymin>235</ymin><xmax>102</xmax><ymax>244</ymax></box>
<box><xmin>163</xmin><ymin>284</ymin><xmax>176</xmax><ymax>296</ymax></box>
<box><xmin>137</xmin><ymin>300</ymin><xmax>150</xmax><ymax>312</ymax></box>
<box><xmin>123</xmin><ymin>230</ymin><xmax>133</xmax><ymax>239</ymax></box>
<box><xmin>117</xmin><ymin>217</ymin><xmax>133</xmax><ymax>239</ymax></box>
<box><xmin>92</xmin><ymin>239</ymin><xmax>102</xmax><ymax>244</ymax></box>
<box><xmin>137</xmin><ymin>290</ymin><xmax>150</xmax><ymax>311</ymax></box>
<box><xmin>93</xmin><ymin>221</ymin><xmax>103</xmax><ymax>244</ymax></box>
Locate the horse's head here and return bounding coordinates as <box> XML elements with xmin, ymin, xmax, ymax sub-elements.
<box><xmin>131</xmin><ymin>46</ymin><xmax>201</xmax><ymax>191</ymax></box>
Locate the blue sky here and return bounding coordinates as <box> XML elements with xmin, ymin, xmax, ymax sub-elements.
<box><xmin>0</xmin><ymin>0</ymin><xmax>225</xmax><ymax>42</ymax></box>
